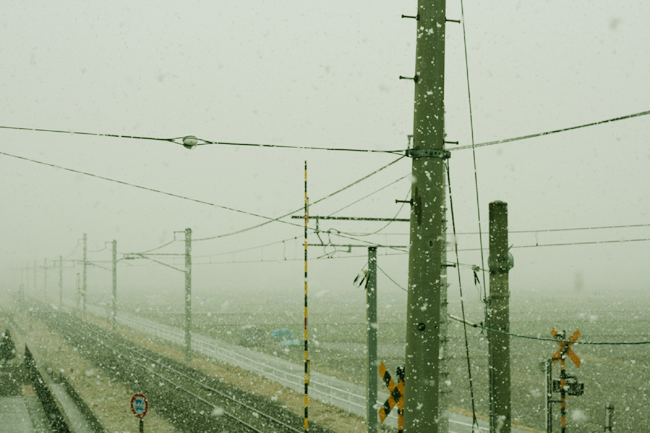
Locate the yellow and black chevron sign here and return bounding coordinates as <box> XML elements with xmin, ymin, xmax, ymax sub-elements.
<box><xmin>378</xmin><ymin>361</ymin><xmax>404</xmax><ymax>423</ymax></box>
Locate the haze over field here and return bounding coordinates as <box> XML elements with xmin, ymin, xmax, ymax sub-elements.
<box><xmin>1</xmin><ymin>1</ymin><xmax>649</xmax><ymax>308</ymax></box>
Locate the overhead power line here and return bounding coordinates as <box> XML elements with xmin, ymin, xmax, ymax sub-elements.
<box><xmin>2</xmin><ymin>107</ymin><xmax>649</xmax><ymax>156</ymax></box>
<box><xmin>0</xmin><ymin>124</ymin><xmax>402</xmax><ymax>154</ymax></box>
<box><xmin>193</xmin><ymin>156</ymin><xmax>406</xmax><ymax>241</ymax></box>
<box><xmin>443</xmin><ymin>310</ymin><xmax>650</xmax><ymax>346</ymax></box>
<box><xmin>451</xmin><ymin>109</ymin><xmax>650</xmax><ymax>151</ymax></box>
<box><xmin>1</xmin><ymin>150</ymin><xmax>406</xmax><ymax>253</ymax></box>
<box><xmin>0</xmin><ymin>150</ymin><xmax>304</xmax><ymax>228</ymax></box>
<box><xmin>453</xmin><ymin>237</ymin><xmax>650</xmax><ymax>252</ymax></box>
<box><xmin>328</xmin><ymin>174</ymin><xmax>410</xmax><ymax>216</ymax></box>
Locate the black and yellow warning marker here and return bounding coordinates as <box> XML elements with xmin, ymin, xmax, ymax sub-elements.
<box><xmin>378</xmin><ymin>361</ymin><xmax>404</xmax><ymax>432</ymax></box>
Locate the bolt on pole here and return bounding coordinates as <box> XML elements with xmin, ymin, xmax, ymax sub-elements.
<box><xmin>403</xmin><ymin>0</ymin><xmax>448</xmax><ymax>431</ymax></box>
<box><xmin>184</xmin><ymin>228</ymin><xmax>192</xmax><ymax>363</ymax></box>
<box><xmin>488</xmin><ymin>201</ymin><xmax>511</xmax><ymax>433</ymax></box>
<box><xmin>366</xmin><ymin>246</ymin><xmax>378</xmax><ymax>433</ymax></box>
<box><xmin>83</xmin><ymin>233</ymin><xmax>87</xmax><ymax>313</ymax></box>
<box><xmin>112</xmin><ymin>240</ymin><xmax>117</xmax><ymax>331</ymax></box>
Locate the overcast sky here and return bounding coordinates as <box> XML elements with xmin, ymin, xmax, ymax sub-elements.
<box><xmin>1</xmin><ymin>1</ymin><xmax>649</xmax><ymax>307</ymax></box>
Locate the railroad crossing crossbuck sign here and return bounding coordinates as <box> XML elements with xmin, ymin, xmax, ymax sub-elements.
<box><xmin>131</xmin><ymin>393</ymin><xmax>149</xmax><ymax>418</ymax></box>
<box><xmin>378</xmin><ymin>362</ymin><xmax>404</xmax><ymax>432</ymax></box>
<box><xmin>551</xmin><ymin>328</ymin><xmax>581</xmax><ymax>367</ymax></box>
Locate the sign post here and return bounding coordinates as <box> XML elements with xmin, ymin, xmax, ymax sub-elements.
<box><xmin>546</xmin><ymin>329</ymin><xmax>584</xmax><ymax>433</ymax></box>
<box><xmin>131</xmin><ymin>393</ymin><xmax>148</xmax><ymax>433</ymax></box>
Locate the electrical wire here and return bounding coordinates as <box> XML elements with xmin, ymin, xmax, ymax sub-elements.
<box><xmin>451</xmin><ymin>109</ymin><xmax>650</xmax><ymax>151</ymax></box>
<box><xmin>193</xmin><ymin>236</ymin><xmax>298</xmax><ymax>258</ymax></box>
<box><xmin>453</xmin><ymin>223</ymin><xmax>650</xmax><ymax>235</ymax></box>
<box><xmin>0</xmin><ymin>124</ymin><xmax>402</xmax><ymax>154</ymax></box>
<box><xmin>188</xmin><ymin>251</ymin><xmax>409</xmax><ymax>266</ymax></box>
<box><xmin>445</xmin><ymin>160</ymin><xmax>479</xmax><ymax>429</ymax></box>
<box><xmin>133</xmin><ymin>239</ymin><xmax>180</xmax><ymax>254</ymax></box>
<box><xmin>333</xmin><ymin>188</ymin><xmax>410</xmax><ymax>237</ymax></box>
<box><xmin>327</xmin><ymin>174</ymin><xmax>410</xmax><ymax>216</ymax></box>
<box><xmin>87</xmin><ymin>246</ymin><xmax>107</xmax><ymax>253</ymax></box>
<box><xmin>376</xmin><ymin>265</ymin><xmax>406</xmax><ymax>292</ymax></box>
<box><xmin>450</xmin><ymin>237</ymin><xmax>650</xmax><ymax>252</ymax></box>
<box><xmin>193</xmin><ymin>156</ymin><xmax>406</xmax><ymax>241</ymax></box>
<box><xmin>0</xmin><ymin>150</ymin><xmax>304</xmax><ymax>229</ymax></box>
<box><xmin>459</xmin><ymin>0</ymin><xmax>489</xmax><ymax>330</ymax></box>
<box><xmin>443</xmin><ymin>310</ymin><xmax>650</xmax><ymax>345</ymax></box>
<box><xmin>63</xmin><ymin>240</ymin><xmax>80</xmax><ymax>260</ymax></box>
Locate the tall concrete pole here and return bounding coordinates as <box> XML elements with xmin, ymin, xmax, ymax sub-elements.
<box><xmin>59</xmin><ymin>256</ymin><xmax>63</xmax><ymax>307</ymax></box>
<box><xmin>82</xmin><ymin>233</ymin><xmax>87</xmax><ymax>312</ymax></box>
<box><xmin>366</xmin><ymin>247</ymin><xmax>378</xmax><ymax>433</ymax></box>
<box><xmin>43</xmin><ymin>258</ymin><xmax>47</xmax><ymax>299</ymax></box>
<box><xmin>404</xmin><ymin>0</ymin><xmax>448</xmax><ymax>431</ymax></box>
<box><xmin>184</xmin><ymin>228</ymin><xmax>192</xmax><ymax>363</ymax></box>
<box><xmin>33</xmin><ymin>260</ymin><xmax>37</xmax><ymax>296</ymax></box>
<box><xmin>112</xmin><ymin>240</ymin><xmax>117</xmax><ymax>331</ymax></box>
<box><xmin>488</xmin><ymin>201</ymin><xmax>511</xmax><ymax>433</ymax></box>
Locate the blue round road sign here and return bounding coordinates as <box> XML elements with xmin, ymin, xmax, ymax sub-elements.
<box><xmin>131</xmin><ymin>393</ymin><xmax>148</xmax><ymax>418</ymax></box>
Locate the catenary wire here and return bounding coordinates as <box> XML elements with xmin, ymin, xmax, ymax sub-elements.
<box><xmin>133</xmin><ymin>239</ymin><xmax>180</xmax><ymax>254</ymax></box>
<box><xmin>0</xmin><ymin>124</ymin><xmax>402</xmax><ymax>154</ymax></box>
<box><xmin>459</xmin><ymin>0</ymin><xmax>489</xmax><ymax>348</ymax></box>
<box><xmin>333</xmin><ymin>188</ymin><xmax>410</xmax><ymax>237</ymax></box>
<box><xmin>327</xmin><ymin>174</ymin><xmax>410</xmax><ymax>216</ymax></box>
<box><xmin>193</xmin><ymin>236</ymin><xmax>298</xmax><ymax>259</ymax></box>
<box><xmin>193</xmin><ymin>156</ymin><xmax>406</xmax><ymax>241</ymax></box>
<box><xmin>445</xmin><ymin>160</ymin><xmax>479</xmax><ymax>428</ymax></box>
<box><xmin>0</xmin><ymin>150</ymin><xmax>306</xmax><ymax>229</ymax></box>
<box><xmin>443</xmin><ymin>310</ymin><xmax>650</xmax><ymax>345</ymax></box>
<box><xmin>63</xmin><ymin>240</ymin><xmax>80</xmax><ymax>260</ymax></box>
<box><xmin>376</xmin><ymin>265</ymin><xmax>406</xmax><ymax>291</ymax></box>
<box><xmin>451</xmin><ymin>109</ymin><xmax>650</xmax><ymax>151</ymax></box>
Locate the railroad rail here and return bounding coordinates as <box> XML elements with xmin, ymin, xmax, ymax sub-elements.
<box><xmin>34</xmin><ymin>305</ymin><xmax>334</xmax><ymax>433</ymax></box>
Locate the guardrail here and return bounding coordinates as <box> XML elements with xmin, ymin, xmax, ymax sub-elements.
<box><xmin>116</xmin><ymin>314</ymin><xmax>371</xmax><ymax>417</ymax></box>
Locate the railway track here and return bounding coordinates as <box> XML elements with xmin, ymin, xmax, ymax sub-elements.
<box><xmin>34</xmin><ymin>305</ymin><xmax>334</xmax><ymax>433</ymax></box>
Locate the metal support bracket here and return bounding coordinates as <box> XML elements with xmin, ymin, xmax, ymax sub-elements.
<box><xmin>405</xmin><ymin>148</ymin><xmax>451</xmax><ymax>159</ymax></box>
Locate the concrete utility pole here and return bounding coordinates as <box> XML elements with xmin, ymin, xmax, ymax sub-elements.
<box><xmin>488</xmin><ymin>201</ymin><xmax>511</xmax><ymax>433</ymax></box>
<box><xmin>59</xmin><ymin>256</ymin><xmax>63</xmax><ymax>307</ymax></box>
<box><xmin>33</xmin><ymin>260</ymin><xmax>37</xmax><ymax>296</ymax></box>
<box><xmin>82</xmin><ymin>233</ymin><xmax>87</xmax><ymax>312</ymax></box>
<box><xmin>404</xmin><ymin>0</ymin><xmax>449</xmax><ymax>431</ymax></box>
<box><xmin>112</xmin><ymin>240</ymin><xmax>117</xmax><ymax>331</ymax></box>
<box><xmin>366</xmin><ymin>246</ymin><xmax>378</xmax><ymax>433</ymax></box>
<box><xmin>184</xmin><ymin>228</ymin><xmax>192</xmax><ymax>363</ymax></box>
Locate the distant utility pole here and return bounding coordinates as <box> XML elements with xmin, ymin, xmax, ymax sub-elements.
<box><xmin>83</xmin><ymin>233</ymin><xmax>87</xmax><ymax>312</ymax></box>
<box><xmin>403</xmin><ymin>0</ymin><xmax>449</xmax><ymax>432</ymax></box>
<box><xmin>59</xmin><ymin>255</ymin><xmax>63</xmax><ymax>307</ymax></box>
<box><xmin>43</xmin><ymin>258</ymin><xmax>47</xmax><ymax>299</ymax></box>
<box><xmin>366</xmin><ymin>246</ymin><xmax>378</xmax><ymax>433</ymax></box>
<box><xmin>184</xmin><ymin>228</ymin><xmax>192</xmax><ymax>363</ymax></box>
<box><xmin>488</xmin><ymin>201</ymin><xmax>511</xmax><ymax>433</ymax></box>
<box><xmin>76</xmin><ymin>273</ymin><xmax>80</xmax><ymax>309</ymax></box>
<box><xmin>112</xmin><ymin>240</ymin><xmax>117</xmax><ymax>331</ymax></box>
<box><xmin>33</xmin><ymin>259</ymin><xmax>37</xmax><ymax>296</ymax></box>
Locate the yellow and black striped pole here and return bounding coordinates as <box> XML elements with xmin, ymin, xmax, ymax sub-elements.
<box><xmin>304</xmin><ymin>160</ymin><xmax>309</xmax><ymax>431</ymax></box>
<box><xmin>560</xmin><ymin>350</ymin><xmax>569</xmax><ymax>433</ymax></box>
